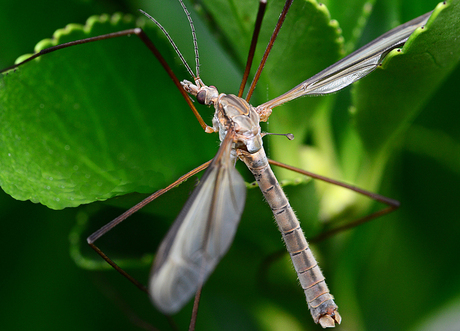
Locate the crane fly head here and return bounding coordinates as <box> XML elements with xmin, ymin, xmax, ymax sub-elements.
<box><xmin>181</xmin><ymin>79</ymin><xmax>218</xmax><ymax>106</ymax></box>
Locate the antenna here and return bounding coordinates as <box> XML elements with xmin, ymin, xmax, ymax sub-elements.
<box><xmin>139</xmin><ymin>9</ymin><xmax>196</xmax><ymax>79</ymax></box>
<box><xmin>177</xmin><ymin>0</ymin><xmax>201</xmax><ymax>78</ymax></box>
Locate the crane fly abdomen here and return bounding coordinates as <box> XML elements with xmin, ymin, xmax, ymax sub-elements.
<box><xmin>238</xmin><ymin>147</ymin><xmax>340</xmax><ymax>327</ymax></box>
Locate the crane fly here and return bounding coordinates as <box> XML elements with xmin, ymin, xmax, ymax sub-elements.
<box><xmin>1</xmin><ymin>0</ymin><xmax>433</xmax><ymax>328</ymax></box>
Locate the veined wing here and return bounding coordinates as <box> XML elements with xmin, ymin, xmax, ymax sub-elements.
<box><xmin>149</xmin><ymin>132</ymin><xmax>246</xmax><ymax>314</ymax></box>
<box><xmin>257</xmin><ymin>11</ymin><xmax>431</xmax><ymax>111</ymax></box>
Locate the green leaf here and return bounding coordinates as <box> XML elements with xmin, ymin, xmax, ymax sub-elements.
<box><xmin>0</xmin><ymin>13</ymin><xmax>220</xmax><ymax>209</ymax></box>
<box><xmin>355</xmin><ymin>1</ymin><xmax>460</xmax><ymax>152</ymax></box>
<box><xmin>323</xmin><ymin>0</ymin><xmax>376</xmax><ymax>51</ymax></box>
<box><xmin>352</xmin><ymin>0</ymin><xmax>460</xmax><ymax>189</ymax></box>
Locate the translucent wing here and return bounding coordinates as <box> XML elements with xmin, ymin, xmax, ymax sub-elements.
<box><xmin>257</xmin><ymin>11</ymin><xmax>431</xmax><ymax>111</ymax></box>
<box><xmin>149</xmin><ymin>132</ymin><xmax>246</xmax><ymax>314</ymax></box>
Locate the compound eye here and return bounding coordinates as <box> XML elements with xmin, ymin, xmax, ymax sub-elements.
<box><xmin>197</xmin><ymin>90</ymin><xmax>207</xmax><ymax>104</ymax></box>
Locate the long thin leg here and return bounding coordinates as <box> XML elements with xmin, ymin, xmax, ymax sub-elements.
<box><xmin>237</xmin><ymin>0</ymin><xmax>267</xmax><ymax>98</ymax></box>
<box><xmin>1</xmin><ymin>28</ymin><xmax>213</xmax><ymax>132</ymax></box>
<box><xmin>188</xmin><ymin>285</ymin><xmax>203</xmax><ymax>331</ymax></box>
<box><xmin>87</xmin><ymin>160</ymin><xmax>211</xmax><ymax>293</ymax></box>
<box><xmin>245</xmin><ymin>0</ymin><xmax>293</xmax><ymax>102</ymax></box>
<box><xmin>268</xmin><ymin>158</ymin><xmax>400</xmax><ymax>242</ymax></box>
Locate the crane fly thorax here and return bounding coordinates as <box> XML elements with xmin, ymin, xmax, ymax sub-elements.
<box><xmin>216</xmin><ymin>94</ymin><xmax>262</xmax><ymax>154</ymax></box>
<box><xmin>181</xmin><ymin>79</ymin><xmax>262</xmax><ymax>154</ymax></box>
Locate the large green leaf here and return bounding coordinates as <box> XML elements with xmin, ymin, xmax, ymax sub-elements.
<box><xmin>0</xmin><ymin>13</ymin><xmax>222</xmax><ymax>209</ymax></box>
<box><xmin>353</xmin><ymin>0</ymin><xmax>460</xmax><ymax>189</ymax></box>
